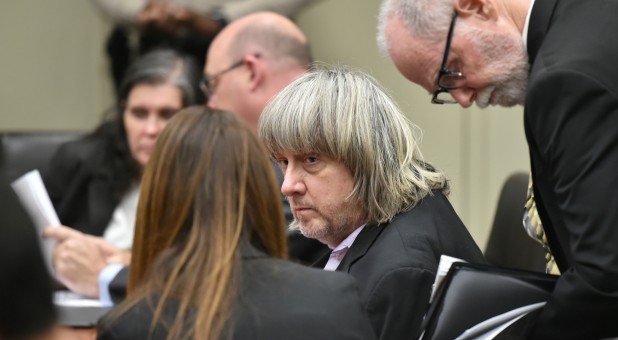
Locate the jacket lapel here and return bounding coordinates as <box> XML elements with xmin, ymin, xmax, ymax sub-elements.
<box><xmin>313</xmin><ymin>251</ymin><xmax>331</xmax><ymax>269</ymax></box>
<box><xmin>336</xmin><ymin>224</ymin><xmax>385</xmax><ymax>272</ymax></box>
<box><xmin>527</xmin><ymin>0</ymin><xmax>559</xmax><ymax>66</ymax></box>
<box><xmin>87</xmin><ymin>166</ymin><xmax>118</xmax><ymax>236</ymax></box>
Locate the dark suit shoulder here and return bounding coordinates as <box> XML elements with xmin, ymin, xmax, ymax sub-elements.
<box><xmin>376</xmin><ymin>192</ymin><xmax>485</xmax><ymax>269</ymax></box>
<box><xmin>43</xmin><ymin>134</ymin><xmax>121</xmax><ymax>235</ymax></box>
<box><xmin>99</xmin><ymin>258</ymin><xmax>376</xmax><ymax>340</ymax></box>
<box><xmin>342</xmin><ymin>191</ymin><xmax>484</xmax><ymax>339</ymax></box>
<box><xmin>235</xmin><ymin>257</ymin><xmax>375</xmax><ymax>339</ymax></box>
<box><xmin>51</xmin><ymin>136</ymin><xmax>109</xmax><ymax>168</ymax></box>
<box><xmin>44</xmin><ymin>136</ymin><xmax>109</xmax><ymax>189</ymax></box>
<box><xmin>97</xmin><ymin>298</ymin><xmax>168</xmax><ymax>340</ymax></box>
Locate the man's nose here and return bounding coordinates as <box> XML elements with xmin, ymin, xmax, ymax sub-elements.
<box><xmin>450</xmin><ymin>88</ymin><xmax>475</xmax><ymax>108</ymax></box>
<box><xmin>281</xmin><ymin>166</ymin><xmax>305</xmax><ymax>197</ymax></box>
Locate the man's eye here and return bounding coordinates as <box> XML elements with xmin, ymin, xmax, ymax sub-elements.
<box><xmin>305</xmin><ymin>156</ymin><xmax>318</xmax><ymax>164</ymax></box>
<box><xmin>277</xmin><ymin>159</ymin><xmax>288</xmax><ymax>168</ymax></box>
<box><xmin>447</xmin><ymin>59</ymin><xmax>461</xmax><ymax>72</ymax></box>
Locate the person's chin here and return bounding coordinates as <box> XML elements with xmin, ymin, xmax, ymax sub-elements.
<box><xmin>134</xmin><ymin>154</ymin><xmax>149</xmax><ymax>168</ymax></box>
<box><xmin>475</xmin><ymin>86</ymin><xmax>495</xmax><ymax>108</ymax></box>
<box><xmin>297</xmin><ymin>219</ymin><xmax>326</xmax><ymax>240</ymax></box>
<box><xmin>493</xmin><ymin>92</ymin><xmax>523</xmax><ymax>108</ymax></box>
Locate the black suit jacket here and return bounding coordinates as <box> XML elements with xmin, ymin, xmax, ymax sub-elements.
<box><xmin>525</xmin><ymin>0</ymin><xmax>618</xmax><ymax>338</ymax></box>
<box><xmin>43</xmin><ymin>137</ymin><xmax>121</xmax><ymax>236</ymax></box>
<box><xmin>97</xmin><ymin>249</ymin><xmax>376</xmax><ymax>340</ymax></box>
<box><xmin>315</xmin><ymin>192</ymin><xmax>485</xmax><ymax>339</ymax></box>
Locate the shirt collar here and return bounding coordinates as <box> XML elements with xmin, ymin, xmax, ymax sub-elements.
<box><xmin>522</xmin><ymin>0</ymin><xmax>536</xmax><ymax>52</ymax></box>
<box><xmin>331</xmin><ymin>224</ymin><xmax>366</xmax><ymax>252</ymax></box>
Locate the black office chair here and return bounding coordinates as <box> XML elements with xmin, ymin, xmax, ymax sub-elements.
<box><xmin>484</xmin><ymin>172</ymin><xmax>547</xmax><ymax>272</ymax></box>
<box><xmin>0</xmin><ymin>131</ymin><xmax>83</xmax><ymax>182</ymax></box>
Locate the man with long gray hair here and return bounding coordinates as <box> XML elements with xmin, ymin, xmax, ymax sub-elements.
<box><xmin>259</xmin><ymin>65</ymin><xmax>485</xmax><ymax>339</ymax></box>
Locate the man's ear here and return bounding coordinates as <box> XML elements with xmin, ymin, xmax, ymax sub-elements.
<box><xmin>244</xmin><ymin>54</ymin><xmax>264</xmax><ymax>92</ymax></box>
<box><xmin>453</xmin><ymin>0</ymin><xmax>497</xmax><ymax>21</ymax></box>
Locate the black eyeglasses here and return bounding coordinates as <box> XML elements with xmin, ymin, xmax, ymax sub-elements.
<box><xmin>432</xmin><ymin>12</ymin><xmax>465</xmax><ymax>105</ymax></box>
<box><xmin>200</xmin><ymin>59</ymin><xmax>245</xmax><ymax>98</ymax></box>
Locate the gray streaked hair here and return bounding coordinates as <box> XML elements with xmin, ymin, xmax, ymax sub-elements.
<box><xmin>377</xmin><ymin>0</ymin><xmax>453</xmax><ymax>56</ymax></box>
<box><xmin>259</xmin><ymin>64</ymin><xmax>449</xmax><ymax>224</ymax></box>
<box><xmin>119</xmin><ymin>48</ymin><xmax>204</xmax><ymax>107</ymax></box>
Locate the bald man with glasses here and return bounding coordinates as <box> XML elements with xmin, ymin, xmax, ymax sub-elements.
<box><xmin>203</xmin><ymin>11</ymin><xmax>328</xmax><ymax>265</ymax></box>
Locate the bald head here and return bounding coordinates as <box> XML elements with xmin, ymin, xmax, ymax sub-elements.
<box><xmin>205</xmin><ymin>12</ymin><xmax>312</xmax><ymax>132</ymax></box>
<box><xmin>224</xmin><ymin>12</ymin><xmax>311</xmax><ymax>65</ymax></box>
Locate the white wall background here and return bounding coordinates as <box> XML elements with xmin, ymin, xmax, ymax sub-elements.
<box><xmin>0</xmin><ymin>0</ymin><xmax>530</xmax><ymax>248</ymax></box>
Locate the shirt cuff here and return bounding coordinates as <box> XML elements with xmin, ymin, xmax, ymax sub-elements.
<box><xmin>99</xmin><ymin>263</ymin><xmax>125</xmax><ymax>307</ymax></box>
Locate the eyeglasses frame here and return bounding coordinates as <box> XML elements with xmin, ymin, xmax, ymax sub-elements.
<box><xmin>431</xmin><ymin>12</ymin><xmax>463</xmax><ymax>105</ymax></box>
<box><xmin>201</xmin><ymin>58</ymin><xmax>246</xmax><ymax>98</ymax></box>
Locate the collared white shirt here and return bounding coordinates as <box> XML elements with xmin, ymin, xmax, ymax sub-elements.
<box><xmin>102</xmin><ymin>182</ymin><xmax>139</xmax><ymax>250</ymax></box>
<box><xmin>324</xmin><ymin>225</ymin><xmax>365</xmax><ymax>271</ymax></box>
<box><xmin>522</xmin><ymin>0</ymin><xmax>536</xmax><ymax>51</ymax></box>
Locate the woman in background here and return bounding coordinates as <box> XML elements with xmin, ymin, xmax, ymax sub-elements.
<box><xmin>97</xmin><ymin>107</ymin><xmax>375</xmax><ymax>340</ymax></box>
<box><xmin>42</xmin><ymin>49</ymin><xmax>203</xmax><ymax>298</ymax></box>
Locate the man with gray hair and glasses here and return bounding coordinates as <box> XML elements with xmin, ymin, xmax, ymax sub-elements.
<box><xmin>378</xmin><ymin>0</ymin><xmax>618</xmax><ymax>338</ymax></box>
<box><xmin>259</xmin><ymin>65</ymin><xmax>485</xmax><ymax>339</ymax></box>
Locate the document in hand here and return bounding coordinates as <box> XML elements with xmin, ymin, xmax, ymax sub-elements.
<box><xmin>10</xmin><ymin>169</ymin><xmax>60</xmax><ymax>274</ymax></box>
<box><xmin>419</xmin><ymin>258</ymin><xmax>558</xmax><ymax>340</ymax></box>
<box><xmin>11</xmin><ymin>170</ymin><xmax>111</xmax><ymax>326</ymax></box>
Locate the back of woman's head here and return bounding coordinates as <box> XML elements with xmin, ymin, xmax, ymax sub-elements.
<box><xmin>127</xmin><ymin>106</ymin><xmax>286</xmax><ymax>339</ymax></box>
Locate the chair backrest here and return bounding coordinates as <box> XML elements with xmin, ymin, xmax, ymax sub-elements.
<box><xmin>484</xmin><ymin>172</ymin><xmax>547</xmax><ymax>272</ymax></box>
<box><xmin>0</xmin><ymin>131</ymin><xmax>83</xmax><ymax>182</ymax></box>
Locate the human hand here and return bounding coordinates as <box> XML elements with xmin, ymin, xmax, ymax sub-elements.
<box><xmin>167</xmin><ymin>7</ymin><xmax>223</xmax><ymax>36</ymax></box>
<box><xmin>138</xmin><ymin>2</ymin><xmax>179</xmax><ymax>34</ymax></box>
<box><xmin>97</xmin><ymin>240</ymin><xmax>132</xmax><ymax>265</ymax></box>
<box><xmin>138</xmin><ymin>3</ymin><xmax>222</xmax><ymax>36</ymax></box>
<box><xmin>42</xmin><ymin>226</ymin><xmax>127</xmax><ymax>298</ymax></box>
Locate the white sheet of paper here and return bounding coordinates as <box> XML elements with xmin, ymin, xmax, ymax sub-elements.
<box><xmin>54</xmin><ymin>290</ymin><xmax>104</xmax><ymax>307</ymax></box>
<box><xmin>10</xmin><ymin>169</ymin><xmax>61</xmax><ymax>274</ymax></box>
<box><xmin>429</xmin><ymin>254</ymin><xmax>467</xmax><ymax>303</ymax></box>
<box><xmin>455</xmin><ymin>302</ymin><xmax>547</xmax><ymax>340</ymax></box>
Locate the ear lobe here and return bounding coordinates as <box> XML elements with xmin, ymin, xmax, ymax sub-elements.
<box><xmin>454</xmin><ymin>0</ymin><xmax>496</xmax><ymax>20</ymax></box>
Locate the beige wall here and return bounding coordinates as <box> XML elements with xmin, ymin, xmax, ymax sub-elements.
<box><xmin>0</xmin><ymin>0</ymin><xmax>113</xmax><ymax>132</ymax></box>
<box><xmin>0</xmin><ymin>0</ymin><xmax>530</xmax><ymax>248</ymax></box>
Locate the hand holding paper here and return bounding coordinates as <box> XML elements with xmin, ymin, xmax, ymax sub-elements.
<box><xmin>11</xmin><ymin>170</ymin><xmax>113</xmax><ymax>325</ymax></box>
<box><xmin>42</xmin><ymin>226</ymin><xmax>108</xmax><ymax>297</ymax></box>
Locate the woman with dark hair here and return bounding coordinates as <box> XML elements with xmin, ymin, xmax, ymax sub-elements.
<box><xmin>42</xmin><ymin>48</ymin><xmax>203</xmax><ymax>299</ymax></box>
<box><xmin>97</xmin><ymin>107</ymin><xmax>375</xmax><ymax>340</ymax></box>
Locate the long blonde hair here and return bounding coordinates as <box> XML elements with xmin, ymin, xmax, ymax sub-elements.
<box><xmin>113</xmin><ymin>106</ymin><xmax>286</xmax><ymax>339</ymax></box>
